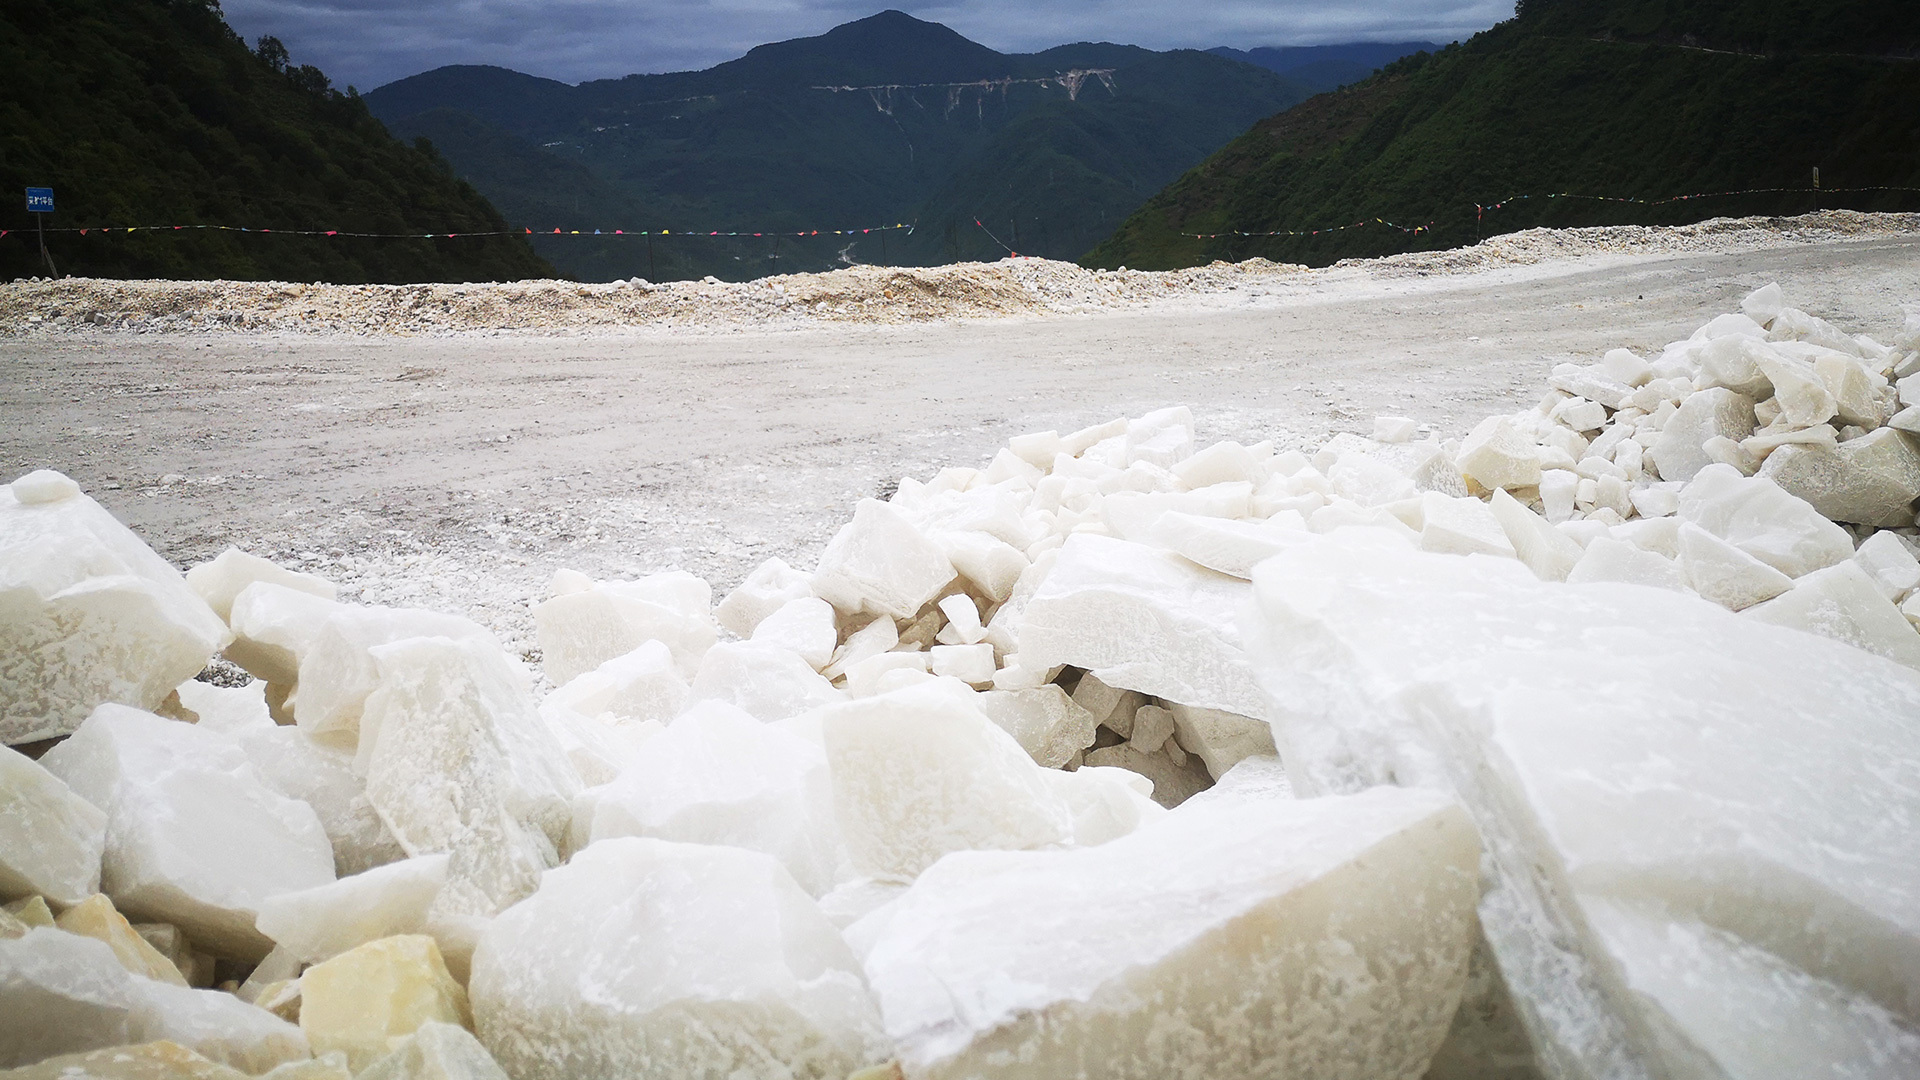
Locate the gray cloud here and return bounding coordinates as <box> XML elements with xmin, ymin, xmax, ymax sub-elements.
<box><xmin>218</xmin><ymin>0</ymin><xmax>1512</xmax><ymax>90</ymax></box>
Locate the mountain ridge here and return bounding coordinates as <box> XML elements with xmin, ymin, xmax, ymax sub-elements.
<box><xmin>1</xmin><ymin>0</ymin><xmax>549</xmax><ymax>283</ymax></box>
<box><xmin>1089</xmin><ymin>0</ymin><xmax>1920</xmax><ymax>271</ymax></box>
<box><xmin>364</xmin><ymin>11</ymin><xmax>1313</xmax><ymax>280</ymax></box>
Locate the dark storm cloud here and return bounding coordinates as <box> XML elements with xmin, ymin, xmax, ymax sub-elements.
<box><xmin>218</xmin><ymin>0</ymin><xmax>1512</xmax><ymax>90</ymax></box>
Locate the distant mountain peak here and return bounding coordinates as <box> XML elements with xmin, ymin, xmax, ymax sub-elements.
<box><xmin>726</xmin><ymin>8</ymin><xmax>1009</xmax><ymax>86</ymax></box>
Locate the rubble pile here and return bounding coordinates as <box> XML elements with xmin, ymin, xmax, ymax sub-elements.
<box><xmin>1</xmin><ymin>210</ymin><xmax>1914</xmax><ymax>336</ymax></box>
<box><xmin>3</xmin><ymin>284</ymin><xmax>1920</xmax><ymax>1080</ymax></box>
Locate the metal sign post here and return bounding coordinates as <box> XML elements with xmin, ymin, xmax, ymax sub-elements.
<box><xmin>25</xmin><ymin>187</ymin><xmax>57</xmax><ymax>278</ymax></box>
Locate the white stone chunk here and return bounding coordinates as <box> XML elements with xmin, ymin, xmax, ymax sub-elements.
<box><xmin>1172</xmin><ymin>440</ymin><xmax>1265</xmax><ymax>486</ymax></box>
<box><xmin>1675</xmin><ymin>521</ymin><xmax>1794</xmax><ymax>611</ymax></box>
<box><xmin>1649</xmin><ymin>388</ymin><xmax>1756</xmax><ymax>483</ymax></box>
<box><xmin>1371</xmin><ymin>416</ymin><xmax>1420</xmax><ymax>443</ymax></box>
<box><xmin>1550</xmin><ymin>397</ymin><xmax>1608</xmax><ymax>433</ymax></box>
<box><xmin>1629</xmin><ymin>481</ymin><xmax>1685</xmax><ymax>517</ymax></box>
<box><xmin>359</xmin><ymin>1021</ymin><xmax>510</xmax><ymax>1080</ymax></box>
<box><xmin>1817</xmin><ymin>352</ymin><xmax>1888</xmax><ymax>428</ymax></box>
<box><xmin>1008</xmin><ymin>429</ymin><xmax>1066</xmax><ymax>468</ymax></box>
<box><xmin>975</xmin><ymin>687</ymin><xmax>1097</xmax><ymax>768</ymax></box>
<box><xmin>542</xmin><ymin>639</ymin><xmax>687</xmax><ymax>726</ymax></box>
<box><xmin>202</xmin><ymin>708</ymin><xmax>407</xmax><ymax>878</ymax></box>
<box><xmin>40</xmin><ymin>705</ymin><xmax>335</xmax><ymax>959</ymax></box>
<box><xmin>1600</xmin><ymin>348</ymin><xmax>1653</xmax><ymax>387</ymax></box>
<box><xmin>934</xmin><ymin>593</ymin><xmax>986</xmax><ymax>645</ymax></box>
<box><xmin>1040</xmin><ymin>766</ymin><xmax>1164</xmax><ymax>848</ymax></box>
<box><xmin>688</xmin><ymin>641</ymin><xmax>844</xmax><ymax>722</ymax></box>
<box><xmin>1418</xmin><ymin>492</ymin><xmax>1516</xmax><ymax>559</ymax></box>
<box><xmin>821</xmin><ymin>680</ymin><xmax>1074</xmax><ymax>880</ymax></box>
<box><xmin>254</xmin><ymin>855</ymin><xmax>449</xmax><ymax>965</ymax></box>
<box><xmin>1079</xmin><ymin>743</ymin><xmax>1213</xmax><ymax>807</ymax></box>
<box><xmin>1741</xmin><ymin>283</ymin><xmax>1786</xmax><ymax>325</ymax></box>
<box><xmin>1677</xmin><ymin>464</ymin><xmax>1855</xmax><ymax>577</ymax></box>
<box><xmin>0</xmin><ymin>928</ymin><xmax>136</xmax><ymax>1066</ymax></box>
<box><xmin>930</xmin><ymin>529</ymin><xmax>1027</xmax><ymax>603</ymax></box>
<box><xmin>858</xmin><ymin>787</ymin><xmax>1479</xmax><ymax>1080</ymax></box>
<box><xmin>1564</xmin><ymin>536</ymin><xmax>1686</xmax><ymax>591</ymax></box>
<box><xmin>1692</xmin><ymin>334</ymin><xmax>1768</xmax><ymax>398</ymax></box>
<box><xmin>1745</xmin><ymin>561</ymin><xmax>1920</xmax><ymax>670</ymax></box>
<box><xmin>354</xmin><ymin>637</ymin><xmax>578</xmax><ymax>932</ymax></box>
<box><xmin>1758</xmin><ymin>429</ymin><xmax>1920</xmax><ymax>528</ymax></box>
<box><xmin>1578</xmin><ymin>895</ymin><xmax>1920</xmax><ymax>1080</ymax></box>
<box><xmin>532</xmin><ymin>572</ymin><xmax>715</xmax><ymax>686</ymax></box>
<box><xmin>226</xmin><ymin>583</ymin><xmax>346</xmax><ymax>715</ymax></box>
<box><xmin>1245</xmin><ymin>533</ymin><xmax>1920</xmax><ymax>1079</ymax></box>
<box><xmin>841</xmin><ymin>651</ymin><xmax>930</xmax><ymax>698</ymax></box>
<box><xmin>716</xmin><ymin>558</ymin><xmax>813</xmax><ymax>639</ymax></box>
<box><xmin>185</xmin><ymin>548</ymin><xmax>336</xmax><ymax>624</ymax></box>
<box><xmin>0</xmin><ymin>745</ymin><xmax>107</xmax><ymax>907</ymax></box>
<box><xmin>1124</xmin><ymin>406</ymin><xmax>1195</xmax><ymax>467</ymax></box>
<box><xmin>1150</xmin><ymin>511</ymin><xmax>1312</xmax><ymax>579</ymax></box>
<box><xmin>750</xmin><ymin>596</ymin><xmax>837</xmax><ymax>669</ymax></box>
<box><xmin>580</xmin><ymin>701</ymin><xmax>842</xmax><ymax>896</ymax></box>
<box><xmin>1487</xmin><ymin>488</ymin><xmax>1583</xmax><ymax>582</ymax></box>
<box><xmin>1538</xmin><ymin>468</ymin><xmax>1579</xmax><ymax>524</ymax></box>
<box><xmin>1456</xmin><ymin>415</ymin><xmax>1542</xmax><ymax>492</ymax></box>
<box><xmin>1890</xmin><ymin>403</ymin><xmax>1920</xmax><ymax>434</ymax></box>
<box><xmin>295</xmin><ymin>604</ymin><xmax>499</xmax><ymax>742</ymax></box>
<box><xmin>537</xmin><ymin>704</ymin><xmax>657</xmax><ymax>789</ymax></box>
<box><xmin>811</xmin><ymin>499</ymin><xmax>956</xmax><ymax>620</ymax></box>
<box><xmin>921</xmin><ymin>644</ymin><xmax>990</xmax><ymax>690</ymax></box>
<box><xmin>1753</xmin><ymin>349</ymin><xmax>1839</xmax><ymax>428</ymax></box>
<box><xmin>1772</xmin><ymin>307</ymin><xmax>1867</xmax><ymax>356</ymax></box>
<box><xmin>129</xmin><ymin>979</ymin><xmax>309</xmax><ymax>1073</ymax></box>
<box><xmin>1854</xmin><ymin>531</ymin><xmax>1920</xmax><ymax>600</ymax></box>
<box><xmin>1165</xmin><ymin>702</ymin><xmax>1278</xmax><ymax>780</ymax></box>
<box><xmin>1549</xmin><ymin>365</ymin><xmax>1635</xmax><ymax>410</ymax></box>
<box><xmin>1328</xmin><ymin>453</ymin><xmax>1418</xmax><ymax>506</ymax></box>
<box><xmin>1018</xmin><ymin>534</ymin><xmax>1277</xmax><ymax>722</ymax></box>
<box><xmin>470</xmin><ymin>837</ymin><xmax>884</xmax><ymax>1080</ymax></box>
<box><xmin>2</xmin><ymin>476</ymin><xmax>232</xmax><ymax>744</ymax></box>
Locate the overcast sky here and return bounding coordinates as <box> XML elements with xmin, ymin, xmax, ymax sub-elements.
<box><xmin>218</xmin><ymin>0</ymin><xmax>1512</xmax><ymax>91</ymax></box>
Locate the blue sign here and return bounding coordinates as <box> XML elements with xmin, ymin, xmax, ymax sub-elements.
<box><xmin>26</xmin><ymin>188</ymin><xmax>54</xmax><ymax>213</ymax></box>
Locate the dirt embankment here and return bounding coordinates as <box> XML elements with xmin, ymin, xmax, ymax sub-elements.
<box><xmin>2</xmin><ymin>210</ymin><xmax>1916</xmax><ymax>336</ymax></box>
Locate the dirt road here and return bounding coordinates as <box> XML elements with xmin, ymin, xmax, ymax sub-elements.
<box><xmin>4</xmin><ymin>231</ymin><xmax>1917</xmax><ymax>656</ymax></box>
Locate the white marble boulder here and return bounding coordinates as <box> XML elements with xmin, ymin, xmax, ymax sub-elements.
<box><xmin>1016</xmin><ymin>534</ymin><xmax>1277</xmax><ymax>723</ymax></box>
<box><xmin>0</xmin><ymin>745</ymin><xmax>108</xmax><ymax>907</ymax></box>
<box><xmin>40</xmin><ymin>705</ymin><xmax>335</xmax><ymax>959</ymax></box>
<box><xmin>2</xmin><ymin>471</ymin><xmax>231</xmax><ymax>744</ymax></box>
<box><xmin>469</xmin><ymin>837</ymin><xmax>885</xmax><ymax>1080</ymax></box>
<box><xmin>1246</xmin><ymin>531</ymin><xmax>1920</xmax><ymax>1079</ymax></box>
<box><xmin>856</xmin><ymin>786</ymin><xmax>1479</xmax><ymax>1080</ymax></box>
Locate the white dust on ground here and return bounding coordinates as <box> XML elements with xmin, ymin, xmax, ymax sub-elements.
<box><xmin>2</xmin><ymin>211</ymin><xmax>1917</xmax><ymax>669</ymax></box>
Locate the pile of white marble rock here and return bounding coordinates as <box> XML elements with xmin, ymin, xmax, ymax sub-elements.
<box><xmin>3</xmin><ymin>284</ymin><xmax>1919</xmax><ymax>1080</ymax></box>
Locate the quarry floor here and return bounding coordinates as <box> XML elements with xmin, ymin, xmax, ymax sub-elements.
<box><xmin>4</xmin><ymin>231</ymin><xmax>1918</xmax><ymax>660</ymax></box>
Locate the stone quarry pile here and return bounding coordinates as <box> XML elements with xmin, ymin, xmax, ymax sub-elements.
<box><xmin>4</xmin><ymin>284</ymin><xmax>1920</xmax><ymax>1080</ymax></box>
<box><xmin>1</xmin><ymin>210</ymin><xmax>1914</xmax><ymax>336</ymax></box>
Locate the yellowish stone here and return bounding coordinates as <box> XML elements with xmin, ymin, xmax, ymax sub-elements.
<box><xmin>2</xmin><ymin>896</ymin><xmax>53</xmax><ymax>928</ymax></box>
<box><xmin>299</xmin><ymin>935</ymin><xmax>470</xmax><ymax>1071</ymax></box>
<box><xmin>0</xmin><ymin>1040</ymin><xmax>248</xmax><ymax>1080</ymax></box>
<box><xmin>54</xmin><ymin>894</ymin><xmax>189</xmax><ymax>986</ymax></box>
<box><xmin>256</xmin><ymin>1051</ymin><xmax>352</xmax><ymax>1080</ymax></box>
